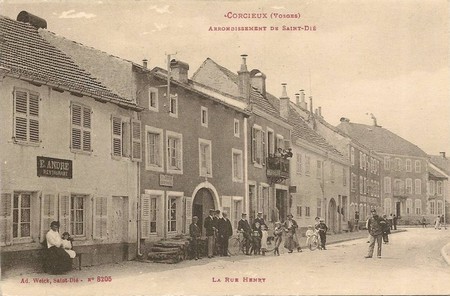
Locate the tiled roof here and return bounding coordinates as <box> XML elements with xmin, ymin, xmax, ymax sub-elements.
<box><xmin>336</xmin><ymin>121</ymin><xmax>428</xmax><ymax>158</ymax></box>
<box><xmin>0</xmin><ymin>16</ymin><xmax>135</xmax><ymax>108</ymax></box>
<box><xmin>289</xmin><ymin>104</ymin><xmax>343</xmax><ymax>157</ymax></box>
<box><xmin>430</xmin><ymin>155</ymin><xmax>450</xmax><ymax>175</ymax></box>
<box><xmin>192</xmin><ymin>58</ymin><xmax>287</xmax><ymax>121</ymax></box>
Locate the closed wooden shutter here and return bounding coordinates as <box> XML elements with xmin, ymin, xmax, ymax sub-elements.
<box><xmin>185</xmin><ymin>196</ymin><xmax>192</xmax><ymax>233</ymax></box>
<box><xmin>112</xmin><ymin>116</ymin><xmax>122</xmax><ymax>157</ymax></box>
<box><xmin>40</xmin><ymin>192</ymin><xmax>57</xmax><ymax>242</ymax></box>
<box><xmin>29</xmin><ymin>92</ymin><xmax>40</xmax><ymax>143</ymax></box>
<box><xmin>140</xmin><ymin>194</ymin><xmax>150</xmax><ymax>239</ymax></box>
<box><xmin>262</xmin><ymin>131</ymin><xmax>266</xmax><ymax>165</ymax></box>
<box><xmin>14</xmin><ymin>89</ymin><xmax>28</xmax><ymax>142</ymax></box>
<box><xmin>58</xmin><ymin>192</ymin><xmax>71</xmax><ymax>235</ymax></box>
<box><xmin>93</xmin><ymin>196</ymin><xmax>108</xmax><ymax>239</ymax></box>
<box><xmin>251</xmin><ymin>127</ymin><xmax>256</xmax><ymax>163</ymax></box>
<box><xmin>131</xmin><ymin>120</ymin><xmax>142</xmax><ymax>162</ymax></box>
<box><xmin>71</xmin><ymin>104</ymin><xmax>82</xmax><ymax>150</ymax></box>
<box><xmin>82</xmin><ymin>107</ymin><xmax>91</xmax><ymax>151</ymax></box>
<box><xmin>0</xmin><ymin>192</ymin><xmax>13</xmax><ymax>246</ymax></box>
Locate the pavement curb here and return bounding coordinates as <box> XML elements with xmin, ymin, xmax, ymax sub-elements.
<box><xmin>326</xmin><ymin>229</ymin><xmax>407</xmax><ymax>246</ymax></box>
<box><xmin>440</xmin><ymin>242</ymin><xmax>450</xmax><ymax>266</ymax></box>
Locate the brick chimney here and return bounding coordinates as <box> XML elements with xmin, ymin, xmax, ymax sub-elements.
<box><xmin>279</xmin><ymin>83</ymin><xmax>290</xmax><ymax>120</ymax></box>
<box><xmin>318</xmin><ymin>106</ymin><xmax>322</xmax><ymax>117</ymax></box>
<box><xmin>238</xmin><ymin>54</ymin><xmax>251</xmax><ymax>102</ymax></box>
<box><xmin>440</xmin><ymin>152</ymin><xmax>446</xmax><ymax>158</ymax></box>
<box><xmin>170</xmin><ymin>59</ymin><xmax>189</xmax><ymax>84</ymax></box>
<box><xmin>142</xmin><ymin>59</ymin><xmax>148</xmax><ymax>69</ymax></box>
<box><xmin>299</xmin><ymin>89</ymin><xmax>307</xmax><ymax>109</ymax></box>
<box><xmin>250</xmin><ymin>70</ymin><xmax>266</xmax><ymax>96</ymax></box>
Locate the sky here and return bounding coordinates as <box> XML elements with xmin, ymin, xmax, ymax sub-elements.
<box><xmin>1</xmin><ymin>0</ymin><xmax>449</xmax><ymax>155</ymax></box>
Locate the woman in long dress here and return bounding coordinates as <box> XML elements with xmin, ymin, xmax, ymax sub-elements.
<box><xmin>45</xmin><ymin>221</ymin><xmax>72</xmax><ymax>274</ymax></box>
<box><xmin>283</xmin><ymin>214</ymin><xmax>302</xmax><ymax>253</ymax></box>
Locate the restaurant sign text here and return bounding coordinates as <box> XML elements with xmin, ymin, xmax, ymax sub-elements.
<box><xmin>37</xmin><ymin>156</ymin><xmax>73</xmax><ymax>179</ymax></box>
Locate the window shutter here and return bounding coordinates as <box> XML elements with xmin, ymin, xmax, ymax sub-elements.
<box><xmin>29</xmin><ymin>93</ymin><xmax>40</xmax><ymax>143</ymax></box>
<box><xmin>251</xmin><ymin>128</ymin><xmax>256</xmax><ymax>163</ymax></box>
<box><xmin>40</xmin><ymin>192</ymin><xmax>57</xmax><ymax>242</ymax></box>
<box><xmin>58</xmin><ymin>192</ymin><xmax>71</xmax><ymax>235</ymax></box>
<box><xmin>176</xmin><ymin>139</ymin><xmax>182</xmax><ymax>169</ymax></box>
<box><xmin>185</xmin><ymin>196</ymin><xmax>192</xmax><ymax>234</ymax></box>
<box><xmin>82</xmin><ymin>107</ymin><xmax>91</xmax><ymax>151</ymax></box>
<box><xmin>262</xmin><ymin>131</ymin><xmax>266</xmax><ymax>165</ymax></box>
<box><xmin>112</xmin><ymin>117</ymin><xmax>122</xmax><ymax>157</ymax></box>
<box><xmin>131</xmin><ymin>120</ymin><xmax>142</xmax><ymax>162</ymax></box>
<box><xmin>14</xmin><ymin>90</ymin><xmax>28</xmax><ymax>142</ymax></box>
<box><xmin>0</xmin><ymin>192</ymin><xmax>13</xmax><ymax>246</ymax></box>
<box><xmin>93</xmin><ymin>196</ymin><xmax>108</xmax><ymax>239</ymax></box>
<box><xmin>141</xmin><ymin>194</ymin><xmax>150</xmax><ymax>239</ymax></box>
<box><xmin>71</xmin><ymin>104</ymin><xmax>82</xmax><ymax>150</ymax></box>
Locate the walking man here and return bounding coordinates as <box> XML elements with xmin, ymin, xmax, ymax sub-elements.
<box><xmin>365</xmin><ymin>209</ymin><xmax>386</xmax><ymax>259</ymax></box>
<box><xmin>218</xmin><ymin>211</ymin><xmax>233</xmax><ymax>256</ymax></box>
<box><xmin>354</xmin><ymin>211</ymin><xmax>360</xmax><ymax>231</ymax></box>
<box><xmin>204</xmin><ymin>209</ymin><xmax>216</xmax><ymax>258</ymax></box>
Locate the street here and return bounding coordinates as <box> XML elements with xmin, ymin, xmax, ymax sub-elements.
<box><xmin>2</xmin><ymin>228</ymin><xmax>450</xmax><ymax>295</ymax></box>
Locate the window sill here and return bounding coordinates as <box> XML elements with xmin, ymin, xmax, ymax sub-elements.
<box><xmin>145</xmin><ymin>165</ymin><xmax>164</xmax><ymax>172</ymax></box>
<box><xmin>167</xmin><ymin>168</ymin><xmax>183</xmax><ymax>175</ymax></box>
<box><xmin>71</xmin><ymin>150</ymin><xmax>93</xmax><ymax>155</ymax></box>
<box><xmin>253</xmin><ymin>163</ymin><xmax>263</xmax><ymax>169</ymax></box>
<box><xmin>169</xmin><ymin>113</ymin><xmax>178</xmax><ymax>118</ymax></box>
<box><xmin>232</xmin><ymin>178</ymin><xmax>243</xmax><ymax>183</ymax></box>
<box><xmin>13</xmin><ymin>140</ymin><xmax>40</xmax><ymax>147</ymax></box>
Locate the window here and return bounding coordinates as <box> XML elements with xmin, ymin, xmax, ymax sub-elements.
<box><xmin>316</xmin><ymin>160</ymin><xmax>322</xmax><ymax>179</ymax></box>
<box><xmin>200</xmin><ymin>106</ymin><xmax>208</xmax><ymax>127</ymax></box>
<box><xmin>166</xmin><ymin>131</ymin><xmax>183</xmax><ymax>174</ymax></box>
<box><xmin>168</xmin><ymin>197</ymin><xmax>177</xmax><ymax>232</ymax></box>
<box><xmin>232</xmin><ymin>200</ymin><xmax>242</xmax><ymax>230</ymax></box>
<box><xmin>415</xmin><ymin>199</ymin><xmax>422</xmax><ymax>214</ymax></box>
<box><xmin>360</xmin><ymin>152</ymin><xmax>363</xmax><ymax>169</ymax></box>
<box><xmin>406</xmin><ymin>199</ymin><xmax>412</xmax><ymax>215</ymax></box>
<box><xmin>384</xmin><ymin>177</ymin><xmax>391</xmax><ymax>194</ymax></box>
<box><xmin>71</xmin><ymin>103</ymin><xmax>92</xmax><ymax>152</ymax></box>
<box><xmin>437</xmin><ymin>201</ymin><xmax>443</xmax><ymax>215</ymax></box>
<box><xmin>12</xmin><ymin>192</ymin><xmax>31</xmax><ymax>239</ymax></box>
<box><xmin>232</xmin><ymin>149</ymin><xmax>243</xmax><ymax>182</ymax></box>
<box><xmin>384</xmin><ymin>157</ymin><xmax>391</xmax><ymax>170</ymax></box>
<box><xmin>364</xmin><ymin>177</ymin><xmax>368</xmax><ymax>195</ymax></box>
<box><xmin>305</xmin><ymin>156</ymin><xmax>311</xmax><ymax>176</ymax></box>
<box><xmin>406</xmin><ymin>159</ymin><xmax>412</xmax><ymax>172</ymax></box>
<box><xmin>148</xmin><ymin>87</ymin><xmax>158</xmax><ymax>112</ymax></box>
<box><xmin>111</xmin><ymin>116</ymin><xmax>129</xmax><ymax>158</ymax></box>
<box><xmin>267</xmin><ymin>129</ymin><xmax>274</xmax><ymax>156</ymax></box>
<box><xmin>233</xmin><ymin>119</ymin><xmax>240</xmax><ymax>138</ymax></box>
<box><xmin>330</xmin><ymin>163</ymin><xmax>335</xmax><ymax>183</ymax></box>
<box><xmin>415</xmin><ymin>179</ymin><xmax>422</xmax><ymax>195</ymax></box>
<box><xmin>384</xmin><ymin>198</ymin><xmax>392</xmax><ymax>216</ymax></box>
<box><xmin>360</xmin><ymin>176</ymin><xmax>364</xmax><ymax>194</ymax></box>
<box><xmin>145</xmin><ymin>126</ymin><xmax>163</xmax><ymax>171</ymax></box>
<box><xmin>415</xmin><ymin>160</ymin><xmax>421</xmax><ymax>173</ymax></box>
<box><xmin>251</xmin><ymin>125</ymin><xmax>264</xmax><ymax>166</ymax></box>
<box><xmin>305</xmin><ymin>206</ymin><xmax>311</xmax><ymax>217</ymax></box>
<box><xmin>296</xmin><ymin>153</ymin><xmax>302</xmax><ymax>175</ymax></box>
<box><xmin>316</xmin><ymin>198</ymin><xmax>322</xmax><ymax>218</ymax></box>
<box><xmin>430</xmin><ymin>200</ymin><xmax>435</xmax><ymax>215</ymax></box>
<box><xmin>350</xmin><ymin>147</ymin><xmax>355</xmax><ymax>166</ymax></box>
<box><xmin>406</xmin><ymin>178</ymin><xmax>413</xmax><ymax>194</ymax></box>
<box><xmin>297</xmin><ymin>206</ymin><xmax>302</xmax><ymax>217</ymax></box>
<box><xmin>394</xmin><ymin>179</ymin><xmax>404</xmax><ymax>195</ymax></box>
<box><xmin>169</xmin><ymin>94</ymin><xmax>178</xmax><ymax>117</ymax></box>
<box><xmin>259</xmin><ymin>186</ymin><xmax>269</xmax><ymax>219</ymax></box>
<box><xmin>351</xmin><ymin>173</ymin><xmax>356</xmax><ymax>191</ymax></box>
<box><xmin>70</xmin><ymin>195</ymin><xmax>86</xmax><ymax>237</ymax></box>
<box><xmin>13</xmin><ymin>88</ymin><xmax>40</xmax><ymax>144</ymax></box>
<box><xmin>150</xmin><ymin>197</ymin><xmax>157</xmax><ymax>234</ymax></box>
<box><xmin>199</xmin><ymin>139</ymin><xmax>212</xmax><ymax>177</ymax></box>
<box><xmin>394</xmin><ymin>158</ymin><xmax>402</xmax><ymax>171</ymax></box>
<box><xmin>429</xmin><ymin>180</ymin><xmax>435</xmax><ymax>196</ymax></box>
<box><xmin>437</xmin><ymin>181</ymin><xmax>443</xmax><ymax>196</ymax></box>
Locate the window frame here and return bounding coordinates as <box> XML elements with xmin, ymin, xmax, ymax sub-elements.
<box><xmin>13</xmin><ymin>88</ymin><xmax>40</xmax><ymax>146</ymax></box>
<box><xmin>405</xmin><ymin>178</ymin><xmax>413</xmax><ymax>194</ymax></box>
<box><xmin>232</xmin><ymin>148</ymin><xmax>243</xmax><ymax>183</ymax></box>
<box><xmin>198</xmin><ymin>138</ymin><xmax>212</xmax><ymax>178</ymax></box>
<box><xmin>166</xmin><ymin>130</ymin><xmax>183</xmax><ymax>175</ymax></box>
<box><xmin>166</xmin><ymin>191</ymin><xmax>183</xmax><ymax>234</ymax></box>
<box><xmin>384</xmin><ymin>157</ymin><xmax>391</xmax><ymax>170</ymax></box>
<box><xmin>415</xmin><ymin>160</ymin><xmax>421</xmax><ymax>173</ymax></box>
<box><xmin>305</xmin><ymin>155</ymin><xmax>311</xmax><ymax>176</ymax></box>
<box><xmin>415</xmin><ymin>179</ymin><xmax>422</xmax><ymax>195</ymax></box>
<box><xmin>405</xmin><ymin>159</ymin><xmax>412</xmax><ymax>172</ymax></box>
<box><xmin>384</xmin><ymin>177</ymin><xmax>391</xmax><ymax>194</ymax></box>
<box><xmin>169</xmin><ymin>94</ymin><xmax>178</xmax><ymax>118</ymax></box>
<box><xmin>145</xmin><ymin>125</ymin><xmax>164</xmax><ymax>172</ymax></box>
<box><xmin>233</xmin><ymin>119</ymin><xmax>240</xmax><ymax>138</ymax></box>
<box><xmin>70</xmin><ymin>194</ymin><xmax>88</xmax><ymax>238</ymax></box>
<box><xmin>251</xmin><ymin>124</ymin><xmax>264</xmax><ymax>167</ymax></box>
<box><xmin>12</xmin><ymin>192</ymin><xmax>33</xmax><ymax>242</ymax></box>
<box><xmin>415</xmin><ymin>199</ymin><xmax>422</xmax><ymax>214</ymax></box>
<box><xmin>148</xmin><ymin>87</ymin><xmax>159</xmax><ymax>112</ymax></box>
<box><xmin>200</xmin><ymin>106</ymin><xmax>208</xmax><ymax>128</ymax></box>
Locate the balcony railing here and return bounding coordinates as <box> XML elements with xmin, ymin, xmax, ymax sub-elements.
<box><xmin>266</xmin><ymin>156</ymin><xmax>290</xmax><ymax>183</ymax></box>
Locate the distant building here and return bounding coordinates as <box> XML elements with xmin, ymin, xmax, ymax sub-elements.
<box><xmin>337</xmin><ymin>118</ymin><xmax>431</xmax><ymax>224</ymax></box>
<box><xmin>429</xmin><ymin>153</ymin><xmax>449</xmax><ymax>223</ymax></box>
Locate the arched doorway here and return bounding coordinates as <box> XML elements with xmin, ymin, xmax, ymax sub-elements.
<box><xmin>193</xmin><ymin>188</ymin><xmax>215</xmax><ymax>235</ymax></box>
<box><xmin>328</xmin><ymin>198</ymin><xmax>337</xmax><ymax>233</ymax></box>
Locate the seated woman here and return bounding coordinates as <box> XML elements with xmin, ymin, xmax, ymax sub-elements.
<box><xmin>45</xmin><ymin>221</ymin><xmax>72</xmax><ymax>274</ymax></box>
<box><xmin>61</xmin><ymin>232</ymin><xmax>77</xmax><ymax>259</ymax></box>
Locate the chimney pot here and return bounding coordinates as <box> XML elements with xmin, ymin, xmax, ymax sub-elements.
<box><xmin>295</xmin><ymin>93</ymin><xmax>300</xmax><ymax>105</ymax></box>
<box><xmin>238</xmin><ymin>55</ymin><xmax>250</xmax><ymax>102</ymax></box>
<box><xmin>440</xmin><ymin>152</ymin><xmax>446</xmax><ymax>158</ymax></box>
<box><xmin>281</xmin><ymin>83</ymin><xmax>288</xmax><ymax>98</ymax></box>
<box><xmin>170</xmin><ymin>59</ymin><xmax>189</xmax><ymax>83</ymax></box>
<box><xmin>279</xmin><ymin>84</ymin><xmax>290</xmax><ymax>119</ymax></box>
<box><xmin>142</xmin><ymin>59</ymin><xmax>148</xmax><ymax>69</ymax></box>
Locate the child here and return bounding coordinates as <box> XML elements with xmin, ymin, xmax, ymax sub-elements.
<box><xmin>305</xmin><ymin>225</ymin><xmax>315</xmax><ymax>248</ymax></box>
<box><xmin>250</xmin><ymin>222</ymin><xmax>261</xmax><ymax>255</ymax></box>
<box><xmin>315</xmin><ymin>219</ymin><xmax>328</xmax><ymax>250</ymax></box>
<box><xmin>260</xmin><ymin>224</ymin><xmax>268</xmax><ymax>256</ymax></box>
<box><xmin>273</xmin><ymin>221</ymin><xmax>283</xmax><ymax>256</ymax></box>
<box><xmin>61</xmin><ymin>232</ymin><xmax>76</xmax><ymax>259</ymax></box>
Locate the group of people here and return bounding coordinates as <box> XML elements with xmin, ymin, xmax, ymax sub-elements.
<box><xmin>44</xmin><ymin>221</ymin><xmax>77</xmax><ymax>274</ymax></box>
<box><xmin>354</xmin><ymin>211</ymin><xmax>398</xmax><ymax>232</ymax></box>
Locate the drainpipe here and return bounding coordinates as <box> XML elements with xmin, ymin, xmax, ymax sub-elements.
<box><xmin>135</xmin><ymin>110</ymin><xmax>143</xmax><ymax>257</ymax></box>
<box><xmin>244</xmin><ymin>117</ymin><xmax>249</xmax><ymax>216</ymax></box>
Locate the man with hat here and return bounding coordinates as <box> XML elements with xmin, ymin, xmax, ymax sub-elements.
<box><xmin>204</xmin><ymin>209</ymin><xmax>216</xmax><ymax>258</ymax></box>
<box><xmin>316</xmin><ymin>218</ymin><xmax>328</xmax><ymax>250</ymax></box>
<box><xmin>365</xmin><ymin>209</ymin><xmax>386</xmax><ymax>258</ymax></box>
<box><xmin>218</xmin><ymin>211</ymin><xmax>233</xmax><ymax>256</ymax></box>
<box><xmin>213</xmin><ymin>210</ymin><xmax>221</xmax><ymax>255</ymax></box>
<box><xmin>283</xmin><ymin>214</ymin><xmax>301</xmax><ymax>253</ymax></box>
<box><xmin>253</xmin><ymin>211</ymin><xmax>267</xmax><ymax>229</ymax></box>
<box><xmin>189</xmin><ymin>216</ymin><xmax>201</xmax><ymax>260</ymax></box>
<box><xmin>237</xmin><ymin>213</ymin><xmax>252</xmax><ymax>255</ymax></box>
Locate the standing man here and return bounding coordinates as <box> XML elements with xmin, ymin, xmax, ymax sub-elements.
<box><xmin>254</xmin><ymin>212</ymin><xmax>267</xmax><ymax>229</ymax></box>
<box><xmin>392</xmin><ymin>214</ymin><xmax>398</xmax><ymax>230</ymax></box>
<box><xmin>316</xmin><ymin>218</ymin><xmax>328</xmax><ymax>250</ymax></box>
<box><xmin>354</xmin><ymin>211</ymin><xmax>360</xmax><ymax>231</ymax></box>
<box><xmin>213</xmin><ymin>210</ymin><xmax>221</xmax><ymax>255</ymax></box>
<box><xmin>237</xmin><ymin>213</ymin><xmax>252</xmax><ymax>255</ymax></box>
<box><xmin>388</xmin><ymin>214</ymin><xmax>394</xmax><ymax>230</ymax></box>
<box><xmin>365</xmin><ymin>209</ymin><xmax>386</xmax><ymax>259</ymax></box>
<box><xmin>189</xmin><ymin>216</ymin><xmax>201</xmax><ymax>260</ymax></box>
<box><xmin>204</xmin><ymin>209</ymin><xmax>216</xmax><ymax>258</ymax></box>
<box><xmin>218</xmin><ymin>211</ymin><xmax>233</xmax><ymax>256</ymax></box>
<box><xmin>283</xmin><ymin>214</ymin><xmax>301</xmax><ymax>253</ymax></box>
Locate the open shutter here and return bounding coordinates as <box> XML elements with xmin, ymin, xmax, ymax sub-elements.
<box><xmin>185</xmin><ymin>196</ymin><xmax>192</xmax><ymax>233</ymax></box>
<box><xmin>13</xmin><ymin>89</ymin><xmax>28</xmax><ymax>142</ymax></box>
<box><xmin>251</xmin><ymin>127</ymin><xmax>256</xmax><ymax>163</ymax></box>
<box><xmin>58</xmin><ymin>192</ymin><xmax>71</xmax><ymax>235</ymax></box>
<box><xmin>0</xmin><ymin>192</ymin><xmax>13</xmax><ymax>246</ymax></box>
<box><xmin>71</xmin><ymin>103</ymin><xmax>82</xmax><ymax>150</ymax></box>
<box><xmin>112</xmin><ymin>116</ymin><xmax>122</xmax><ymax>157</ymax></box>
<box><xmin>93</xmin><ymin>196</ymin><xmax>108</xmax><ymax>239</ymax></box>
<box><xmin>40</xmin><ymin>192</ymin><xmax>57</xmax><ymax>242</ymax></box>
<box><xmin>82</xmin><ymin>107</ymin><xmax>91</xmax><ymax>152</ymax></box>
<box><xmin>262</xmin><ymin>130</ymin><xmax>266</xmax><ymax>165</ymax></box>
<box><xmin>140</xmin><ymin>194</ymin><xmax>150</xmax><ymax>239</ymax></box>
<box><xmin>131</xmin><ymin>120</ymin><xmax>142</xmax><ymax>162</ymax></box>
<box><xmin>29</xmin><ymin>92</ymin><xmax>40</xmax><ymax>143</ymax></box>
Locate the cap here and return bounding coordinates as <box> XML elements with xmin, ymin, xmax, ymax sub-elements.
<box><xmin>257</xmin><ymin>211</ymin><xmax>263</xmax><ymax>214</ymax></box>
<box><xmin>215</xmin><ymin>210</ymin><xmax>221</xmax><ymax>214</ymax></box>
<box><xmin>287</xmin><ymin>213</ymin><xmax>293</xmax><ymax>218</ymax></box>
<box><xmin>275</xmin><ymin>221</ymin><xmax>281</xmax><ymax>225</ymax></box>
<box><xmin>319</xmin><ymin>219</ymin><xmax>325</xmax><ymax>222</ymax></box>
<box><xmin>209</xmin><ymin>209</ymin><xmax>215</xmax><ymax>213</ymax></box>
<box><xmin>50</xmin><ymin>221</ymin><xmax>60</xmax><ymax>227</ymax></box>
<box><xmin>192</xmin><ymin>216</ymin><xmax>198</xmax><ymax>220</ymax></box>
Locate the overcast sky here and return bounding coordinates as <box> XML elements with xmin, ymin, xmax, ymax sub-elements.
<box><xmin>2</xmin><ymin>0</ymin><xmax>448</xmax><ymax>155</ymax></box>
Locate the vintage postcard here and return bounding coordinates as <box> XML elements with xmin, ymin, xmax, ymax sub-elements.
<box><xmin>1</xmin><ymin>0</ymin><xmax>449</xmax><ymax>295</ymax></box>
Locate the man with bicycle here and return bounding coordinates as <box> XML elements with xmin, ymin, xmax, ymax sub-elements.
<box><xmin>237</xmin><ymin>213</ymin><xmax>252</xmax><ymax>255</ymax></box>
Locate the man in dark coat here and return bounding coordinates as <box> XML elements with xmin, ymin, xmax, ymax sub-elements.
<box><xmin>189</xmin><ymin>216</ymin><xmax>201</xmax><ymax>260</ymax></box>
<box><xmin>218</xmin><ymin>211</ymin><xmax>233</xmax><ymax>256</ymax></box>
<box><xmin>204</xmin><ymin>209</ymin><xmax>216</xmax><ymax>258</ymax></box>
<box><xmin>392</xmin><ymin>214</ymin><xmax>398</xmax><ymax>230</ymax></box>
<box><xmin>253</xmin><ymin>212</ymin><xmax>267</xmax><ymax>229</ymax></box>
<box><xmin>213</xmin><ymin>210</ymin><xmax>221</xmax><ymax>255</ymax></box>
<box><xmin>365</xmin><ymin>209</ymin><xmax>386</xmax><ymax>258</ymax></box>
<box><xmin>237</xmin><ymin>213</ymin><xmax>252</xmax><ymax>255</ymax></box>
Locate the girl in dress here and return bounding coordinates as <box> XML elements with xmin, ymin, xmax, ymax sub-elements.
<box><xmin>61</xmin><ymin>232</ymin><xmax>77</xmax><ymax>259</ymax></box>
<box><xmin>260</xmin><ymin>224</ymin><xmax>268</xmax><ymax>256</ymax></box>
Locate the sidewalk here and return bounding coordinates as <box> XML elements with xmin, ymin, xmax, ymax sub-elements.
<box><xmin>1</xmin><ymin>229</ymin><xmax>406</xmax><ymax>281</ymax></box>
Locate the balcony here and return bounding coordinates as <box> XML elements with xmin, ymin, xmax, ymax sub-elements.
<box><xmin>266</xmin><ymin>156</ymin><xmax>290</xmax><ymax>183</ymax></box>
